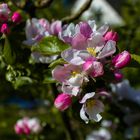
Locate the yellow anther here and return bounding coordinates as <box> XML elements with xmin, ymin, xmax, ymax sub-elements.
<box><xmin>86</xmin><ymin>100</ymin><xmax>96</xmax><ymax>108</ymax></box>
<box><xmin>71</xmin><ymin>71</ymin><xmax>79</xmax><ymax>77</ymax></box>
<box><xmin>87</xmin><ymin>47</ymin><xmax>96</xmax><ymax>56</ymax></box>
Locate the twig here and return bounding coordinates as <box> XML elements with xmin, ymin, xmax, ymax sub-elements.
<box><xmin>11</xmin><ymin>0</ymin><xmax>26</xmax><ymax>9</ymax></box>
<box><xmin>35</xmin><ymin>0</ymin><xmax>54</xmax><ymax>9</ymax></box>
<box><xmin>62</xmin><ymin>0</ymin><xmax>93</xmax><ymax>24</ymax></box>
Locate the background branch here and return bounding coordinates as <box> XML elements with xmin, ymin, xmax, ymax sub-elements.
<box><xmin>35</xmin><ymin>0</ymin><xmax>54</xmax><ymax>9</ymax></box>
<box><xmin>62</xmin><ymin>0</ymin><xmax>93</xmax><ymax>24</ymax></box>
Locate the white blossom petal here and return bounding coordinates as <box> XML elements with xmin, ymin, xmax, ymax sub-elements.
<box><xmin>97</xmin><ymin>40</ymin><xmax>116</xmax><ymax>59</ymax></box>
<box><xmin>97</xmin><ymin>23</ymin><xmax>109</xmax><ymax>35</ymax></box>
<box><xmin>61</xmin><ymin>49</ymin><xmax>85</xmax><ymax>65</ymax></box>
<box><xmin>62</xmin><ymin>84</ymin><xmax>80</xmax><ymax>96</ymax></box>
<box><xmin>80</xmin><ymin>92</ymin><xmax>95</xmax><ymax>104</ymax></box>
<box><xmin>68</xmin><ymin>74</ymin><xmax>83</xmax><ymax>87</ymax></box>
<box><xmin>80</xmin><ymin>105</ymin><xmax>89</xmax><ymax>124</ymax></box>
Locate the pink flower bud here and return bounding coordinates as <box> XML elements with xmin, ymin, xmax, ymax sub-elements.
<box><xmin>0</xmin><ymin>23</ymin><xmax>10</xmax><ymax>34</ymax></box>
<box><xmin>114</xmin><ymin>70</ymin><xmax>123</xmax><ymax>81</ymax></box>
<box><xmin>104</xmin><ymin>31</ymin><xmax>119</xmax><ymax>42</ymax></box>
<box><xmin>112</xmin><ymin>51</ymin><xmax>131</xmax><ymax>69</ymax></box>
<box><xmin>79</xmin><ymin>22</ymin><xmax>92</xmax><ymax>38</ymax></box>
<box><xmin>11</xmin><ymin>12</ymin><xmax>22</xmax><ymax>23</ymax></box>
<box><xmin>54</xmin><ymin>93</ymin><xmax>72</xmax><ymax>111</ymax></box>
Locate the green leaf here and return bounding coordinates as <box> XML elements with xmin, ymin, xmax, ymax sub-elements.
<box><xmin>43</xmin><ymin>76</ymin><xmax>56</xmax><ymax>84</ymax></box>
<box><xmin>127</xmin><ymin>54</ymin><xmax>140</xmax><ymax>68</ymax></box>
<box><xmin>3</xmin><ymin>37</ymin><xmax>16</xmax><ymax>65</ymax></box>
<box><xmin>49</xmin><ymin>58</ymin><xmax>67</xmax><ymax>68</ymax></box>
<box><xmin>31</xmin><ymin>36</ymin><xmax>70</xmax><ymax>55</ymax></box>
<box><xmin>14</xmin><ymin>76</ymin><xmax>33</xmax><ymax>89</ymax></box>
<box><xmin>43</xmin><ymin>70</ymin><xmax>56</xmax><ymax>83</ymax></box>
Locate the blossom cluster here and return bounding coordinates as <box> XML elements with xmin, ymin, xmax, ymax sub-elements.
<box><xmin>14</xmin><ymin>117</ymin><xmax>42</xmax><ymax>135</ymax></box>
<box><xmin>24</xmin><ymin>18</ymin><xmax>62</xmax><ymax>63</ymax></box>
<box><xmin>0</xmin><ymin>3</ymin><xmax>22</xmax><ymax>34</ymax></box>
<box><xmin>52</xmin><ymin>20</ymin><xmax>131</xmax><ymax>123</ymax></box>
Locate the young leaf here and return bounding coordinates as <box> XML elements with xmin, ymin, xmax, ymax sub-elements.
<box><xmin>127</xmin><ymin>54</ymin><xmax>140</xmax><ymax>68</ymax></box>
<box><xmin>31</xmin><ymin>36</ymin><xmax>70</xmax><ymax>55</ymax></box>
<box><xmin>14</xmin><ymin>76</ymin><xmax>33</xmax><ymax>89</ymax></box>
<box><xmin>49</xmin><ymin>58</ymin><xmax>67</xmax><ymax>68</ymax></box>
<box><xmin>3</xmin><ymin>37</ymin><xmax>16</xmax><ymax>65</ymax></box>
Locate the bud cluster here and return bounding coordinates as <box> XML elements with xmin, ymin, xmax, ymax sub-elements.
<box><xmin>0</xmin><ymin>3</ymin><xmax>22</xmax><ymax>34</ymax></box>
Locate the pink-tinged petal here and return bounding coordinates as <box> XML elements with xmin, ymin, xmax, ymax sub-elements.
<box><xmin>79</xmin><ymin>22</ymin><xmax>93</xmax><ymax>38</ymax></box>
<box><xmin>39</xmin><ymin>18</ymin><xmax>50</xmax><ymax>31</ymax></box>
<box><xmin>72</xmin><ymin>33</ymin><xmax>87</xmax><ymax>50</ymax></box>
<box><xmin>80</xmin><ymin>92</ymin><xmax>95</xmax><ymax>104</ymax></box>
<box><xmin>80</xmin><ymin>105</ymin><xmax>89</xmax><ymax>124</ymax></box>
<box><xmin>61</xmin><ymin>49</ymin><xmax>85</xmax><ymax>65</ymax></box>
<box><xmin>23</xmin><ymin>124</ymin><xmax>31</xmax><ymax>135</ymax></box>
<box><xmin>97</xmin><ymin>89</ymin><xmax>110</xmax><ymax>97</ymax></box>
<box><xmin>97</xmin><ymin>40</ymin><xmax>116</xmax><ymax>59</ymax></box>
<box><xmin>63</xmin><ymin>36</ymin><xmax>72</xmax><ymax>44</ymax></box>
<box><xmin>83</xmin><ymin>60</ymin><xmax>93</xmax><ymax>72</ymax></box>
<box><xmin>14</xmin><ymin>124</ymin><xmax>23</xmax><ymax>135</ymax></box>
<box><xmin>97</xmin><ymin>23</ymin><xmax>109</xmax><ymax>35</ymax></box>
<box><xmin>54</xmin><ymin>93</ymin><xmax>72</xmax><ymax>111</ymax></box>
<box><xmin>62</xmin><ymin>84</ymin><xmax>80</xmax><ymax>96</ymax></box>
<box><xmin>52</xmin><ymin>65</ymin><xmax>70</xmax><ymax>83</ymax></box>
<box><xmin>50</xmin><ymin>20</ymin><xmax>62</xmax><ymax>35</ymax></box>
<box><xmin>27</xmin><ymin>118</ymin><xmax>42</xmax><ymax>133</ymax></box>
<box><xmin>85</xmin><ymin>100</ymin><xmax>104</xmax><ymax>122</ymax></box>
<box><xmin>89</xmin><ymin>32</ymin><xmax>104</xmax><ymax>48</ymax></box>
<box><xmin>90</xmin><ymin>61</ymin><xmax>104</xmax><ymax>77</ymax></box>
<box><xmin>104</xmin><ymin>31</ymin><xmax>119</xmax><ymax>42</ymax></box>
<box><xmin>112</xmin><ymin>51</ymin><xmax>131</xmax><ymax>69</ymax></box>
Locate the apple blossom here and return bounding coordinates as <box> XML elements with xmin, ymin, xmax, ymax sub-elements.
<box><xmin>14</xmin><ymin>117</ymin><xmax>42</xmax><ymax>135</ymax></box>
<box><xmin>80</xmin><ymin>92</ymin><xmax>104</xmax><ymax>123</ymax></box>
<box><xmin>0</xmin><ymin>3</ymin><xmax>10</xmax><ymax>21</ymax></box>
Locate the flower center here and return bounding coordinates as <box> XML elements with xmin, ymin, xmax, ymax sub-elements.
<box><xmin>71</xmin><ymin>71</ymin><xmax>79</xmax><ymax>77</ymax></box>
<box><xmin>86</xmin><ymin>99</ymin><xmax>95</xmax><ymax>108</ymax></box>
<box><xmin>87</xmin><ymin>47</ymin><xmax>96</xmax><ymax>56</ymax></box>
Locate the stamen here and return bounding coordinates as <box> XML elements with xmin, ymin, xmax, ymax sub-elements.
<box><xmin>71</xmin><ymin>71</ymin><xmax>79</xmax><ymax>77</ymax></box>
<box><xmin>86</xmin><ymin>100</ymin><xmax>95</xmax><ymax>108</ymax></box>
<box><xmin>87</xmin><ymin>47</ymin><xmax>96</xmax><ymax>56</ymax></box>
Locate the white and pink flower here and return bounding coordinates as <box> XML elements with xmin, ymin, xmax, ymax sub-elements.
<box><xmin>80</xmin><ymin>92</ymin><xmax>104</xmax><ymax>123</ymax></box>
<box><xmin>14</xmin><ymin>117</ymin><xmax>42</xmax><ymax>135</ymax></box>
<box><xmin>0</xmin><ymin>3</ymin><xmax>10</xmax><ymax>21</ymax></box>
